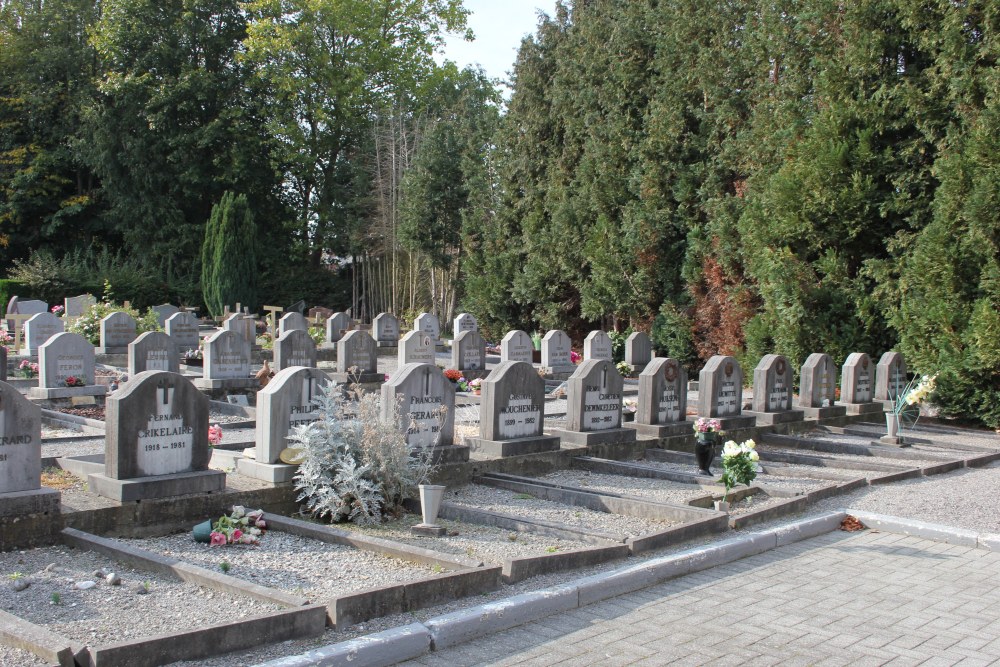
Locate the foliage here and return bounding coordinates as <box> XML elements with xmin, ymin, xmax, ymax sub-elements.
<box><xmin>0</xmin><ymin>280</ymin><xmax>26</xmax><ymax>316</ymax></box>
<box><xmin>201</xmin><ymin>192</ymin><xmax>258</xmax><ymax>316</ymax></box>
<box><xmin>720</xmin><ymin>439</ymin><xmax>758</xmax><ymax>502</ymax></box>
<box><xmin>68</xmin><ymin>295</ymin><xmax>160</xmax><ymax>345</ymax></box>
<box><xmin>291</xmin><ymin>382</ymin><xmax>436</xmax><ymax>525</ymax></box>
<box><xmin>608</xmin><ymin>328</ymin><xmax>633</xmax><ymax>364</ymax></box>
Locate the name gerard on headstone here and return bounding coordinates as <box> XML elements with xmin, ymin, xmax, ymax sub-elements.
<box><xmin>381</xmin><ymin>363</ymin><xmax>455</xmax><ymax>450</ymax></box>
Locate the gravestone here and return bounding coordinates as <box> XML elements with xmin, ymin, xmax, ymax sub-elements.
<box><xmin>583</xmin><ymin>330</ymin><xmax>613</xmax><ymax>362</ymax></box>
<box><xmin>381</xmin><ymin>363</ymin><xmax>466</xmax><ymax>463</ymax></box>
<box><xmin>552</xmin><ymin>359</ymin><xmax>636</xmax><ymax>446</ymax></box>
<box><xmin>875</xmin><ymin>351</ymin><xmax>907</xmax><ymax>404</ymax></box>
<box><xmin>307</xmin><ymin>306</ymin><xmax>334</xmax><ymax>322</ymax></box>
<box><xmin>238</xmin><ymin>366</ymin><xmax>330</xmax><ymax>483</ymax></box>
<box><xmin>326</xmin><ymin>312</ymin><xmax>352</xmax><ymax>344</ymax></box>
<box><xmin>798</xmin><ymin>353</ymin><xmax>847</xmax><ymax>420</ymax></box>
<box><xmin>0</xmin><ymin>380</ymin><xmax>60</xmax><ymax>517</ymax></box>
<box><xmin>286</xmin><ymin>299</ymin><xmax>306</xmax><ymax>314</ymax></box>
<box><xmin>414</xmin><ymin>312</ymin><xmax>440</xmax><ymax>347</ymax></box>
<box><xmin>372</xmin><ymin>312</ymin><xmax>399</xmax><ymax>347</ymax></box>
<box><xmin>624</xmin><ymin>332</ymin><xmax>653</xmax><ymax>373</ymax></box>
<box><xmin>398</xmin><ymin>330</ymin><xmax>436</xmax><ymax>366</ymax></box>
<box><xmin>839</xmin><ymin>352</ymin><xmax>882</xmax><ymax>416</ymax></box>
<box><xmin>451</xmin><ymin>329</ymin><xmax>487</xmax><ymax>378</ymax></box>
<box><xmin>97</xmin><ymin>311</ymin><xmax>137</xmax><ymax>354</ymax></box>
<box><xmin>165</xmin><ymin>311</ymin><xmax>200</xmax><ymax>352</ymax></box>
<box><xmin>541</xmin><ymin>329</ymin><xmax>575</xmax><ymax>375</ymax></box>
<box><xmin>279</xmin><ymin>311</ymin><xmax>309</xmax><ymax>337</ymax></box>
<box><xmin>466</xmin><ymin>361</ymin><xmax>559</xmax><ymax>457</ymax></box>
<box><xmin>453</xmin><ymin>313</ymin><xmax>478</xmax><ymax>335</ymax></box>
<box><xmin>696</xmin><ymin>355</ymin><xmax>755</xmax><ymax>429</ymax></box>
<box><xmin>87</xmin><ymin>371</ymin><xmax>224</xmax><ymax>501</ymax></box>
<box><xmin>273</xmin><ymin>329</ymin><xmax>317</xmax><ymax>370</ymax></box>
<box><xmin>629</xmin><ymin>357</ymin><xmax>690</xmax><ymax>438</ymax></box>
<box><xmin>333</xmin><ymin>330</ymin><xmax>382</xmax><ymax>383</ymax></box>
<box><xmin>23</xmin><ymin>312</ymin><xmax>64</xmax><ymax>356</ymax></box>
<box><xmin>501</xmin><ymin>330</ymin><xmax>533</xmax><ymax>364</ymax></box>
<box><xmin>30</xmin><ymin>332</ymin><xmax>106</xmax><ymax>400</ymax></box>
<box><xmin>195</xmin><ymin>329</ymin><xmax>254</xmax><ymax>390</ymax></box>
<box><xmin>746</xmin><ymin>354</ymin><xmax>804</xmax><ymax>425</ymax></box>
<box><xmin>64</xmin><ymin>294</ymin><xmax>96</xmax><ymax>321</ymax></box>
<box><xmin>128</xmin><ymin>331</ymin><xmax>179</xmax><ymax>376</ymax></box>
<box><xmin>0</xmin><ymin>346</ymin><xmax>5</xmax><ymax>382</ymax></box>
<box><xmin>152</xmin><ymin>304</ymin><xmax>180</xmax><ymax>328</ymax></box>
<box><xmin>223</xmin><ymin>313</ymin><xmax>255</xmax><ymax>349</ymax></box>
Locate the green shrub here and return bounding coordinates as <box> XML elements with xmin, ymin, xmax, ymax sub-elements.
<box><xmin>201</xmin><ymin>192</ymin><xmax>258</xmax><ymax>316</ymax></box>
<box><xmin>0</xmin><ymin>279</ymin><xmax>27</xmax><ymax>317</ymax></box>
<box><xmin>68</xmin><ymin>295</ymin><xmax>161</xmax><ymax>345</ymax></box>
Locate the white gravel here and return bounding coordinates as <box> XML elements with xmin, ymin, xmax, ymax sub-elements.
<box><xmin>536</xmin><ymin>470</ymin><xmax>709</xmax><ymax>505</ymax></box>
<box><xmin>127</xmin><ymin>530</ymin><xmax>442</xmax><ymax>601</ymax></box>
<box><xmin>40</xmin><ymin>437</ymin><xmax>105</xmax><ymax>459</ymax></box>
<box><xmin>448</xmin><ymin>483</ymin><xmax>677</xmax><ymax>538</ymax></box>
<box><xmin>335</xmin><ymin>513</ymin><xmax>594</xmax><ymax>566</ymax></box>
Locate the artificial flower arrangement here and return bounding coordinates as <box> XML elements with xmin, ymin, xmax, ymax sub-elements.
<box><xmin>208</xmin><ymin>423</ymin><xmax>223</xmax><ymax>446</ymax></box>
<box><xmin>51</xmin><ymin>305</ymin><xmax>64</xmax><ymax>317</ymax></box>
<box><xmin>720</xmin><ymin>438</ymin><xmax>759</xmax><ymax>503</ymax></box>
<box><xmin>63</xmin><ymin>375</ymin><xmax>85</xmax><ymax>387</ymax></box>
<box><xmin>183</xmin><ymin>347</ymin><xmax>203</xmax><ymax>361</ymax></box>
<box><xmin>469</xmin><ymin>378</ymin><xmax>483</xmax><ymax>392</ymax></box>
<box><xmin>210</xmin><ymin>506</ymin><xmax>266</xmax><ymax>546</ymax></box>
<box><xmin>18</xmin><ymin>360</ymin><xmax>39</xmax><ymax>378</ymax></box>
<box><xmin>616</xmin><ymin>360</ymin><xmax>632</xmax><ymax>378</ymax></box>
<box><xmin>693</xmin><ymin>417</ymin><xmax>723</xmax><ymax>436</ymax></box>
<box><xmin>444</xmin><ymin>368</ymin><xmax>474</xmax><ymax>392</ymax></box>
<box><xmin>570</xmin><ymin>350</ymin><xmax>582</xmax><ymax>364</ymax></box>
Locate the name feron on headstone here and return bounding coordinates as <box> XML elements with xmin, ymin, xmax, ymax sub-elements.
<box><xmin>273</xmin><ymin>329</ymin><xmax>317</xmax><ymax>370</ymax></box>
<box><xmin>381</xmin><ymin>363</ymin><xmax>455</xmax><ymax>450</ymax></box>
<box><xmin>38</xmin><ymin>332</ymin><xmax>95</xmax><ymax>388</ymax></box>
<box><xmin>128</xmin><ymin>331</ymin><xmax>180</xmax><ymax>376</ymax></box>
<box><xmin>583</xmin><ymin>330</ymin><xmax>612</xmax><ymax>362</ymax></box>
<box><xmin>165</xmin><ymin>311</ymin><xmax>200</xmax><ymax>352</ymax></box>
<box><xmin>500</xmin><ymin>329</ymin><xmax>533</xmax><ymax>364</ymax></box>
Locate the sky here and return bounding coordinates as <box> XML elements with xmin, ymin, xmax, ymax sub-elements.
<box><xmin>435</xmin><ymin>0</ymin><xmax>559</xmax><ymax>89</ymax></box>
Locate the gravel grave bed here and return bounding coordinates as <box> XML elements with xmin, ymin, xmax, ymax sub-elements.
<box><xmin>794</xmin><ymin>431</ymin><xmax>960</xmax><ymax>460</ymax></box>
<box><xmin>535</xmin><ymin>470</ymin><xmax>709</xmax><ymax>505</ymax></box>
<box><xmin>127</xmin><ymin>530</ymin><xmax>443</xmax><ymax>601</ymax></box>
<box><xmin>759</xmin><ymin>463</ymin><xmax>883</xmax><ymax>481</ymax></box>
<box><xmin>758</xmin><ymin>446</ymin><xmax>934</xmax><ymax>470</ymax></box>
<box><xmin>726</xmin><ymin>492</ymin><xmax>787</xmax><ymax>517</ymax></box>
<box><xmin>208</xmin><ymin>410</ymin><xmax>253</xmax><ymax>425</ymax></box>
<box><xmin>632</xmin><ymin>458</ymin><xmax>823</xmax><ymax>491</ymax></box>
<box><xmin>40</xmin><ymin>437</ymin><xmax>105</xmax><ymax>459</ymax></box>
<box><xmin>42</xmin><ymin>426</ymin><xmax>89</xmax><ymax>439</ymax></box>
<box><xmin>839</xmin><ymin>422</ymin><xmax>1000</xmax><ymax>450</ymax></box>
<box><xmin>333</xmin><ymin>513</ymin><xmax>594</xmax><ymax>565</ymax></box>
<box><xmin>0</xmin><ymin>544</ymin><xmax>283</xmax><ymax>649</ymax></box>
<box><xmin>448</xmin><ymin>483</ymin><xmax>677</xmax><ymax>537</ymax></box>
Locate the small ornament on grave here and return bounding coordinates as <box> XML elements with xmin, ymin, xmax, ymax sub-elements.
<box><xmin>279</xmin><ymin>447</ymin><xmax>305</xmax><ymax>465</ymax></box>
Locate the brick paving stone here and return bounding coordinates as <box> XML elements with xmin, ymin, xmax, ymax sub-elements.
<box><xmin>401</xmin><ymin>529</ymin><xmax>1000</xmax><ymax>666</ymax></box>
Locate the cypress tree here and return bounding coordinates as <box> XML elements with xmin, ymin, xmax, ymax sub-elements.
<box><xmin>201</xmin><ymin>192</ymin><xmax>257</xmax><ymax>316</ymax></box>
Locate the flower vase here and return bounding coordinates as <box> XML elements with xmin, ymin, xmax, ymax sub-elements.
<box><xmin>411</xmin><ymin>484</ymin><xmax>448</xmax><ymax>537</ymax></box>
<box><xmin>694</xmin><ymin>433</ymin><xmax>717</xmax><ymax>475</ymax></box>
<box><xmin>714</xmin><ymin>499</ymin><xmax>730</xmax><ymax>513</ymax></box>
<box><xmin>886</xmin><ymin>411</ymin><xmax>899</xmax><ymax>439</ymax></box>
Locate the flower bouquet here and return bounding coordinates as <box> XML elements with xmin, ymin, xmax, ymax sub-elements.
<box><xmin>208</xmin><ymin>423</ymin><xmax>223</xmax><ymax>446</ymax></box>
<box><xmin>63</xmin><ymin>376</ymin><xmax>85</xmax><ymax>387</ymax></box>
<box><xmin>718</xmin><ymin>438</ymin><xmax>759</xmax><ymax>510</ymax></box>
<box><xmin>209</xmin><ymin>506</ymin><xmax>266</xmax><ymax>546</ymax></box>
<box><xmin>18</xmin><ymin>360</ymin><xmax>39</xmax><ymax>378</ymax></box>
<box><xmin>469</xmin><ymin>377</ymin><xmax>483</xmax><ymax>394</ymax></box>
<box><xmin>693</xmin><ymin>417</ymin><xmax>724</xmax><ymax>475</ymax></box>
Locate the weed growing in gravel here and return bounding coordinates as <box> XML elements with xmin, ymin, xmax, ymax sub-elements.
<box><xmin>50</xmin><ymin>592</ymin><xmax>60</xmax><ymax>605</ymax></box>
<box><xmin>546</xmin><ymin>546</ymin><xmax>560</xmax><ymax>553</ymax></box>
<box><xmin>507</xmin><ymin>534</ymin><xmax>518</xmax><ymax>542</ymax></box>
<box><xmin>431</xmin><ymin>564</ymin><xmax>443</xmax><ymax>574</ymax></box>
<box><xmin>513</xmin><ymin>493</ymin><xmax>534</xmax><ymax>500</ymax></box>
<box><xmin>142</xmin><ymin>581</ymin><xmax>150</xmax><ymax>592</ymax></box>
<box><xmin>8</xmin><ymin>572</ymin><xmax>24</xmax><ymax>581</ymax></box>
<box><xmin>219</xmin><ymin>561</ymin><xmax>231</xmax><ymax>573</ymax></box>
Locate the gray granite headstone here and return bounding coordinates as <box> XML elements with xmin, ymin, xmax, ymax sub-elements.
<box><xmin>381</xmin><ymin>363</ymin><xmax>455</xmax><ymax>449</ymax></box>
<box><xmin>452</xmin><ymin>329</ymin><xmax>486</xmax><ymax>372</ymax></box>
<box><xmin>16</xmin><ymin>300</ymin><xmax>48</xmax><ymax>317</ymax></box>
<box><xmin>500</xmin><ymin>330</ymin><xmax>533</xmax><ymax>363</ymax></box>
<box><xmin>273</xmin><ymin>329</ymin><xmax>317</xmax><ymax>370</ymax></box>
<box><xmin>841</xmin><ymin>352</ymin><xmax>874</xmax><ymax>404</ymax></box>
<box><xmin>0</xmin><ymin>380</ymin><xmax>43</xmax><ymax>494</ymax></box>
<box><xmin>583</xmin><ymin>330</ymin><xmax>613</xmax><ymax>362</ymax></box>
<box><xmin>337</xmin><ymin>330</ymin><xmax>378</xmax><ymax>374</ymax></box>
<box><xmin>99</xmin><ymin>311</ymin><xmax>137</xmax><ymax>350</ymax></box>
<box><xmin>372</xmin><ymin>312</ymin><xmax>399</xmax><ymax>344</ymax></box>
<box><xmin>223</xmin><ymin>313</ymin><xmax>255</xmax><ymax>348</ymax></box>
<box><xmin>23</xmin><ymin>312</ymin><xmax>64</xmax><ymax>355</ymax></box>
<box><xmin>105</xmin><ymin>371</ymin><xmax>209</xmax><ymax>479</ymax></box>
<box><xmin>38</xmin><ymin>332</ymin><xmax>95</xmax><ymax>388</ymax></box>
<box><xmin>751</xmin><ymin>354</ymin><xmax>793</xmax><ymax>412</ymax></box>
<box><xmin>636</xmin><ymin>357</ymin><xmax>687</xmax><ymax>426</ymax></box>
<box><xmin>255</xmin><ymin>366</ymin><xmax>329</xmax><ymax>465</ymax></box>
<box><xmin>541</xmin><ymin>329</ymin><xmax>574</xmax><ymax>371</ymax></box>
<box><xmin>566</xmin><ymin>359</ymin><xmax>624</xmax><ymax>432</ymax></box>
<box><xmin>165</xmin><ymin>311</ymin><xmax>200</xmax><ymax>352</ymax></box>
<box><xmin>64</xmin><ymin>294</ymin><xmax>96</xmax><ymax>319</ymax></box>
<box><xmin>799</xmin><ymin>353</ymin><xmax>837</xmax><ymax>408</ymax></box>
<box><xmin>453</xmin><ymin>313</ymin><xmax>478</xmax><ymax>335</ymax></box>
<box><xmin>128</xmin><ymin>331</ymin><xmax>179</xmax><ymax>376</ymax></box>
<box><xmin>398</xmin><ymin>330</ymin><xmax>435</xmax><ymax>366</ymax></box>
<box><xmin>279</xmin><ymin>311</ymin><xmax>309</xmax><ymax>337</ymax></box>
<box><xmin>326</xmin><ymin>312</ymin><xmax>352</xmax><ymax>343</ymax></box>
<box><xmin>203</xmin><ymin>330</ymin><xmax>251</xmax><ymax>380</ymax></box>
<box><xmin>875</xmin><ymin>351</ymin><xmax>907</xmax><ymax>402</ymax></box>
<box><xmin>697</xmin><ymin>355</ymin><xmax>744</xmax><ymax>418</ymax></box>
<box><xmin>624</xmin><ymin>332</ymin><xmax>653</xmax><ymax>371</ymax></box>
<box><xmin>414</xmin><ymin>312</ymin><xmax>440</xmax><ymax>345</ymax></box>
<box><xmin>152</xmin><ymin>304</ymin><xmax>180</xmax><ymax>328</ymax></box>
<box><xmin>465</xmin><ymin>361</ymin><xmax>560</xmax><ymax>457</ymax></box>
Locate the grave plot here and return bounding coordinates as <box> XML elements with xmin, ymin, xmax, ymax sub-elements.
<box><xmin>831</xmin><ymin>421</ymin><xmax>1000</xmax><ymax>452</ymax></box>
<box><xmin>535</xmin><ymin>469</ymin><xmax>712</xmax><ymax>506</ymax></box>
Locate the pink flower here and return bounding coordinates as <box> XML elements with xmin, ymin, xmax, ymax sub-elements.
<box><xmin>208</xmin><ymin>424</ymin><xmax>223</xmax><ymax>446</ymax></box>
<box><xmin>209</xmin><ymin>532</ymin><xmax>227</xmax><ymax>547</ymax></box>
<box><xmin>570</xmin><ymin>350</ymin><xmax>582</xmax><ymax>364</ymax></box>
<box><xmin>231</xmin><ymin>529</ymin><xmax>243</xmax><ymax>542</ymax></box>
<box><xmin>255</xmin><ymin>519</ymin><xmax>266</xmax><ymax>529</ymax></box>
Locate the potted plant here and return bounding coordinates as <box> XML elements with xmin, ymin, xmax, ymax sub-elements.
<box><xmin>717</xmin><ymin>438</ymin><xmax>759</xmax><ymax>512</ymax></box>
<box><xmin>692</xmin><ymin>417</ymin><xmax>723</xmax><ymax>475</ymax></box>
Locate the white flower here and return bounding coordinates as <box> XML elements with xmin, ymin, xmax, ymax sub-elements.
<box><xmin>231</xmin><ymin>505</ymin><xmax>246</xmax><ymax>519</ymax></box>
<box><xmin>749</xmin><ymin>450</ymin><xmax>760</xmax><ymax>462</ymax></box>
<box><xmin>722</xmin><ymin>441</ymin><xmax>741</xmax><ymax>458</ymax></box>
<box><xmin>743</xmin><ymin>439</ymin><xmax>756</xmax><ymax>450</ymax></box>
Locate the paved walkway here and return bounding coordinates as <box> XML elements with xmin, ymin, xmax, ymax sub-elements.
<box><xmin>400</xmin><ymin>530</ymin><xmax>1000</xmax><ymax>666</ymax></box>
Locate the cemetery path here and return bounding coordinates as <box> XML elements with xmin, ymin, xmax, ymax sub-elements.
<box><xmin>401</xmin><ymin>528</ymin><xmax>1000</xmax><ymax>666</ymax></box>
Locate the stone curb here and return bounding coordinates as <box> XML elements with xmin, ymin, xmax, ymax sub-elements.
<box><xmin>256</xmin><ymin>511</ymin><xmax>848</xmax><ymax>667</ymax></box>
<box><xmin>847</xmin><ymin>509</ymin><xmax>1000</xmax><ymax>552</ymax></box>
